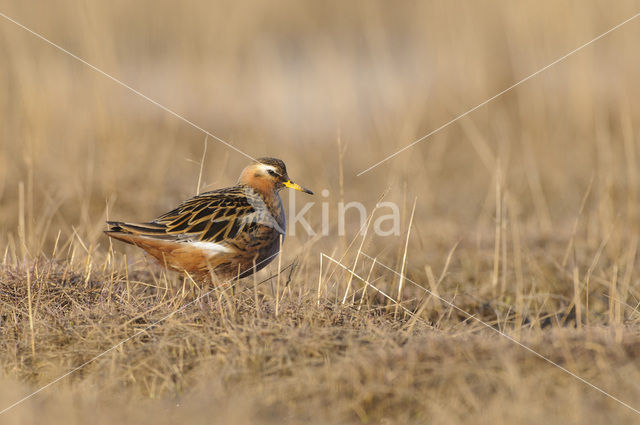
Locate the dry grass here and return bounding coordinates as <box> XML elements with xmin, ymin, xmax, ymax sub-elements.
<box><xmin>2</xmin><ymin>0</ymin><xmax>640</xmax><ymax>423</ymax></box>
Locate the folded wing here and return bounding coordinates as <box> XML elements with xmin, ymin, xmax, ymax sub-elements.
<box><xmin>105</xmin><ymin>187</ymin><xmax>257</xmax><ymax>245</ymax></box>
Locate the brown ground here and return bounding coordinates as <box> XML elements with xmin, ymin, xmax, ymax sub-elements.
<box><xmin>1</xmin><ymin>1</ymin><xmax>640</xmax><ymax>423</ymax></box>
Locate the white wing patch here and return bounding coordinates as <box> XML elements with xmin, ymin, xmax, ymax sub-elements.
<box><xmin>189</xmin><ymin>241</ymin><xmax>233</xmax><ymax>256</ymax></box>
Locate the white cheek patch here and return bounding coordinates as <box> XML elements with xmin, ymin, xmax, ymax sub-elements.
<box><xmin>257</xmin><ymin>164</ymin><xmax>278</xmax><ymax>175</ymax></box>
<box><xmin>189</xmin><ymin>241</ymin><xmax>233</xmax><ymax>255</ymax></box>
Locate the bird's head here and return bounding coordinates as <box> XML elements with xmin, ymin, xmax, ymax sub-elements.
<box><xmin>239</xmin><ymin>157</ymin><xmax>314</xmax><ymax>195</ymax></box>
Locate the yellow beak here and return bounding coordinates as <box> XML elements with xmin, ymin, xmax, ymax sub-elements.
<box><xmin>283</xmin><ymin>180</ymin><xmax>314</xmax><ymax>195</ymax></box>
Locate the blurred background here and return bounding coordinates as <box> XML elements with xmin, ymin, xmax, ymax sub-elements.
<box><xmin>1</xmin><ymin>0</ymin><xmax>640</xmax><ymax>258</ymax></box>
<box><xmin>3</xmin><ymin>2</ymin><xmax>640</xmax><ymax>424</ymax></box>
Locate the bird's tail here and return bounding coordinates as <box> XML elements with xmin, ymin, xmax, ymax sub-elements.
<box><xmin>104</xmin><ymin>220</ymin><xmax>168</xmax><ymax>245</ymax></box>
<box><xmin>104</xmin><ymin>220</ymin><xmax>229</xmax><ymax>277</ymax></box>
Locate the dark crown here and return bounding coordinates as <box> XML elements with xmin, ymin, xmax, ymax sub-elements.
<box><xmin>256</xmin><ymin>157</ymin><xmax>288</xmax><ymax>177</ymax></box>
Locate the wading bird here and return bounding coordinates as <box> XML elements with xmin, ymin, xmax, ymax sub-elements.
<box><xmin>105</xmin><ymin>157</ymin><xmax>313</xmax><ymax>282</ymax></box>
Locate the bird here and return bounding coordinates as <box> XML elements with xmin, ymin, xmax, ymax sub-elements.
<box><xmin>105</xmin><ymin>157</ymin><xmax>313</xmax><ymax>282</ymax></box>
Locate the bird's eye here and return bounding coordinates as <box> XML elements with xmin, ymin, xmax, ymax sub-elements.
<box><xmin>267</xmin><ymin>169</ymin><xmax>278</xmax><ymax>177</ymax></box>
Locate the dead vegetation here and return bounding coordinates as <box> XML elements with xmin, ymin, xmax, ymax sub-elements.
<box><xmin>2</xmin><ymin>0</ymin><xmax>640</xmax><ymax>424</ymax></box>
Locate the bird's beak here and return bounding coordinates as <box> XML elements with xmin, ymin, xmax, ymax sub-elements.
<box><xmin>283</xmin><ymin>180</ymin><xmax>314</xmax><ymax>195</ymax></box>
